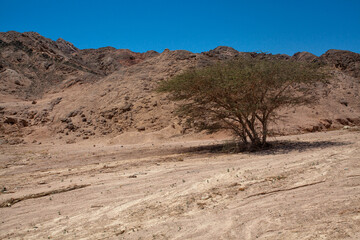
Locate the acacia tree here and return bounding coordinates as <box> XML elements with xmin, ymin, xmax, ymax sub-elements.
<box><xmin>158</xmin><ymin>57</ymin><xmax>327</xmax><ymax>148</ymax></box>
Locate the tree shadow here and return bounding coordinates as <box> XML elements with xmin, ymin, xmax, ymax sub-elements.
<box><xmin>182</xmin><ymin>140</ymin><xmax>350</xmax><ymax>155</ymax></box>
<box><xmin>251</xmin><ymin>140</ymin><xmax>350</xmax><ymax>155</ymax></box>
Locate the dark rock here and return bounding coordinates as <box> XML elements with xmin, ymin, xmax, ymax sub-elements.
<box><xmin>49</xmin><ymin>97</ymin><xmax>62</xmax><ymax>109</ymax></box>
<box><xmin>336</xmin><ymin>118</ymin><xmax>349</xmax><ymax>125</ymax></box>
<box><xmin>320</xmin><ymin>119</ymin><xmax>332</xmax><ymax>129</ymax></box>
<box><xmin>18</xmin><ymin>119</ymin><xmax>29</xmax><ymax>127</ymax></box>
<box><xmin>66</xmin><ymin>139</ymin><xmax>76</xmax><ymax>144</ymax></box>
<box><xmin>202</xmin><ymin>46</ymin><xmax>241</xmax><ymax>60</ymax></box>
<box><xmin>66</xmin><ymin>123</ymin><xmax>78</xmax><ymax>131</ymax></box>
<box><xmin>119</xmin><ymin>103</ymin><xmax>132</xmax><ymax>113</ymax></box>
<box><xmin>144</xmin><ymin>50</ymin><xmax>159</xmax><ymax>58</ymax></box>
<box><xmin>347</xmin><ymin>117</ymin><xmax>360</xmax><ymax>125</ymax></box>
<box><xmin>101</xmin><ymin>103</ymin><xmax>132</xmax><ymax>119</ymax></box>
<box><xmin>292</xmin><ymin>52</ymin><xmax>318</xmax><ymax>62</ymax></box>
<box><xmin>137</xmin><ymin>126</ymin><xmax>145</xmax><ymax>131</ymax></box>
<box><xmin>55</xmin><ymin>38</ymin><xmax>78</xmax><ymax>54</ymax></box>
<box><xmin>60</xmin><ymin>117</ymin><xmax>72</xmax><ymax>123</ymax></box>
<box><xmin>340</xmin><ymin>99</ymin><xmax>348</xmax><ymax>106</ymax></box>
<box><xmin>4</xmin><ymin>117</ymin><xmax>17</xmax><ymax>125</ymax></box>
<box><xmin>101</xmin><ymin>110</ymin><xmax>114</xmax><ymax>120</ymax></box>
<box><xmin>67</xmin><ymin>110</ymin><xmax>80</xmax><ymax>118</ymax></box>
<box><xmin>8</xmin><ymin>138</ymin><xmax>24</xmax><ymax>145</ymax></box>
<box><xmin>319</xmin><ymin>49</ymin><xmax>360</xmax><ymax>78</ymax></box>
<box><xmin>25</xmin><ymin>110</ymin><xmax>37</xmax><ymax>119</ymax></box>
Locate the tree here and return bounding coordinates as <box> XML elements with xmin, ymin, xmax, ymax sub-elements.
<box><xmin>158</xmin><ymin>57</ymin><xmax>328</xmax><ymax>148</ymax></box>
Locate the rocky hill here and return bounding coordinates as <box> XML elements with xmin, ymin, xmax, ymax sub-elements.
<box><xmin>0</xmin><ymin>31</ymin><xmax>359</xmax><ymax>145</ymax></box>
<box><xmin>0</xmin><ymin>31</ymin><xmax>157</xmax><ymax>99</ymax></box>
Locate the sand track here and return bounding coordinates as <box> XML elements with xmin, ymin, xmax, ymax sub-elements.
<box><xmin>0</xmin><ymin>130</ymin><xmax>359</xmax><ymax>239</ymax></box>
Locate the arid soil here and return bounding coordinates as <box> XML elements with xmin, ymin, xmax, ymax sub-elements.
<box><xmin>1</xmin><ymin>31</ymin><xmax>360</xmax><ymax>239</ymax></box>
<box><xmin>1</xmin><ymin>31</ymin><xmax>360</xmax><ymax>146</ymax></box>
<box><xmin>1</xmin><ymin>129</ymin><xmax>359</xmax><ymax>239</ymax></box>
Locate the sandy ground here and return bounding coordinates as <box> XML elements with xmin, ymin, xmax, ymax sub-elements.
<box><xmin>0</xmin><ymin>129</ymin><xmax>360</xmax><ymax>240</ymax></box>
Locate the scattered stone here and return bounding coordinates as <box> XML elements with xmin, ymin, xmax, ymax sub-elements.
<box><xmin>66</xmin><ymin>123</ymin><xmax>78</xmax><ymax>131</ymax></box>
<box><xmin>90</xmin><ymin>205</ymin><xmax>103</xmax><ymax>208</ymax></box>
<box><xmin>8</xmin><ymin>138</ymin><xmax>24</xmax><ymax>145</ymax></box>
<box><xmin>67</xmin><ymin>110</ymin><xmax>80</xmax><ymax>118</ymax></box>
<box><xmin>119</xmin><ymin>103</ymin><xmax>132</xmax><ymax>113</ymax></box>
<box><xmin>320</xmin><ymin>119</ymin><xmax>332</xmax><ymax>129</ymax></box>
<box><xmin>115</xmin><ymin>226</ymin><xmax>126</xmax><ymax>235</ymax></box>
<box><xmin>4</xmin><ymin>117</ymin><xmax>17</xmax><ymax>125</ymax></box>
<box><xmin>49</xmin><ymin>97</ymin><xmax>62</xmax><ymax>109</ymax></box>
<box><xmin>25</xmin><ymin>110</ymin><xmax>37</xmax><ymax>119</ymax></box>
<box><xmin>336</xmin><ymin>118</ymin><xmax>349</xmax><ymax>125</ymax></box>
<box><xmin>137</xmin><ymin>126</ymin><xmax>145</xmax><ymax>131</ymax></box>
<box><xmin>66</xmin><ymin>139</ymin><xmax>76</xmax><ymax>144</ymax></box>
<box><xmin>18</xmin><ymin>119</ymin><xmax>29</xmax><ymax>127</ymax></box>
<box><xmin>201</xmin><ymin>194</ymin><xmax>211</xmax><ymax>200</ymax></box>
<box><xmin>340</xmin><ymin>99</ymin><xmax>348</xmax><ymax>107</ymax></box>
<box><xmin>60</xmin><ymin>117</ymin><xmax>71</xmax><ymax>123</ymax></box>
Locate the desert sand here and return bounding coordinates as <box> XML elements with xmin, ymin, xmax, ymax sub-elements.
<box><xmin>1</xmin><ymin>129</ymin><xmax>359</xmax><ymax>239</ymax></box>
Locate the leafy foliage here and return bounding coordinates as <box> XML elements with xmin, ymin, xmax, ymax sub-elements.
<box><xmin>158</xmin><ymin>57</ymin><xmax>328</xmax><ymax>148</ymax></box>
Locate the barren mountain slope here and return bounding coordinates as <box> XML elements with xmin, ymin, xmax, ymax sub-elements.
<box><xmin>1</xmin><ymin>31</ymin><xmax>360</xmax><ymax>240</ymax></box>
<box><xmin>0</xmin><ymin>31</ymin><xmax>156</xmax><ymax>99</ymax></box>
<box><xmin>0</xmin><ymin>32</ymin><xmax>360</xmax><ymax>145</ymax></box>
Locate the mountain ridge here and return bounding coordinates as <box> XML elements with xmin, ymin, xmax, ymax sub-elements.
<box><xmin>1</xmin><ymin>31</ymin><xmax>360</xmax><ymax>98</ymax></box>
<box><xmin>0</xmin><ymin>31</ymin><xmax>359</xmax><ymax>145</ymax></box>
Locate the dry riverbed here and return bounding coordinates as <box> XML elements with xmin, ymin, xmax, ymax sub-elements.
<box><xmin>1</xmin><ymin>130</ymin><xmax>360</xmax><ymax>239</ymax></box>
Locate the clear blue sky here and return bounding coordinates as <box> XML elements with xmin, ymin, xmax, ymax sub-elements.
<box><xmin>1</xmin><ymin>0</ymin><xmax>359</xmax><ymax>56</ymax></box>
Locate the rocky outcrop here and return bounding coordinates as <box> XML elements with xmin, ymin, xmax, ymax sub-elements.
<box><xmin>55</xmin><ymin>38</ymin><xmax>78</xmax><ymax>54</ymax></box>
<box><xmin>319</xmin><ymin>49</ymin><xmax>360</xmax><ymax>78</ymax></box>
<box><xmin>1</xmin><ymin>31</ymin><xmax>359</xmax><ymax>144</ymax></box>
<box><xmin>77</xmin><ymin>47</ymin><xmax>158</xmax><ymax>74</ymax></box>
<box><xmin>0</xmin><ymin>31</ymin><xmax>158</xmax><ymax>98</ymax></box>
<box><xmin>292</xmin><ymin>51</ymin><xmax>318</xmax><ymax>62</ymax></box>
<box><xmin>202</xmin><ymin>46</ymin><xmax>243</xmax><ymax>60</ymax></box>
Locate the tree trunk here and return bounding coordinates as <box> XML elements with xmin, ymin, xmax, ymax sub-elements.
<box><xmin>262</xmin><ymin>123</ymin><xmax>267</xmax><ymax>146</ymax></box>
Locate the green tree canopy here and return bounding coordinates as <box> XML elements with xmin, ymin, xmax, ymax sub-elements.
<box><xmin>158</xmin><ymin>57</ymin><xmax>328</xmax><ymax>148</ymax></box>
